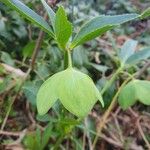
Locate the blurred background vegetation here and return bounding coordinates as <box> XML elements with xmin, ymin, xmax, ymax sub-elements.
<box><xmin>0</xmin><ymin>0</ymin><xmax>150</xmax><ymax>149</ymax></box>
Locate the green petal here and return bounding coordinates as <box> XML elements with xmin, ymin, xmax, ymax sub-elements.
<box><xmin>36</xmin><ymin>68</ymin><xmax>103</xmax><ymax>117</ymax></box>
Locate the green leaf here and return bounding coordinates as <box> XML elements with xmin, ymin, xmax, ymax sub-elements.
<box><xmin>23</xmin><ymin>133</ymin><xmax>38</xmax><ymax>150</ymax></box>
<box><xmin>70</xmin><ymin>14</ymin><xmax>139</xmax><ymax>49</ymax></box>
<box><xmin>1</xmin><ymin>51</ymin><xmax>15</xmax><ymax>66</ymax></box>
<box><xmin>0</xmin><ymin>0</ymin><xmax>54</xmax><ymax>37</ymax></box>
<box><xmin>126</xmin><ymin>47</ymin><xmax>150</xmax><ymax>65</ymax></box>
<box><xmin>41</xmin><ymin>0</ymin><xmax>55</xmax><ymax>28</ymax></box>
<box><xmin>36</xmin><ymin>128</ymin><xmax>42</xmax><ymax>150</ymax></box>
<box><xmin>119</xmin><ymin>39</ymin><xmax>138</xmax><ymax>64</ymax></box>
<box><xmin>72</xmin><ymin>46</ymin><xmax>89</xmax><ymax>67</ymax></box>
<box><xmin>55</xmin><ymin>6</ymin><xmax>72</xmax><ymax>49</ymax></box>
<box><xmin>23</xmin><ymin>82</ymin><xmax>39</xmax><ymax>106</ymax></box>
<box><xmin>140</xmin><ymin>7</ymin><xmax>150</xmax><ymax>19</ymax></box>
<box><xmin>118</xmin><ymin>80</ymin><xmax>150</xmax><ymax>109</ymax></box>
<box><xmin>37</xmin><ymin>68</ymin><xmax>104</xmax><ymax>117</ymax></box>
<box><xmin>22</xmin><ymin>41</ymin><xmax>35</xmax><ymax>58</ymax></box>
<box><xmin>90</xmin><ymin>63</ymin><xmax>108</xmax><ymax>73</ymax></box>
<box><xmin>41</xmin><ymin>123</ymin><xmax>52</xmax><ymax>149</ymax></box>
<box><xmin>36</xmin><ymin>114</ymin><xmax>54</xmax><ymax>122</ymax></box>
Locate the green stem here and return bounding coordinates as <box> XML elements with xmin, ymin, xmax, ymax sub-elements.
<box><xmin>64</xmin><ymin>51</ymin><xmax>68</xmax><ymax>69</ymax></box>
<box><xmin>92</xmin><ymin>75</ymin><xmax>133</xmax><ymax>149</ymax></box>
<box><xmin>101</xmin><ymin>67</ymin><xmax>123</xmax><ymax>95</ymax></box>
<box><xmin>67</xmin><ymin>50</ymin><xmax>72</xmax><ymax>68</ymax></box>
<box><xmin>54</xmin><ymin>134</ymin><xmax>64</xmax><ymax>150</ymax></box>
<box><xmin>64</xmin><ymin>50</ymin><xmax>72</xmax><ymax>69</ymax></box>
<box><xmin>92</xmin><ymin>66</ymin><xmax>123</xmax><ymax>148</ymax></box>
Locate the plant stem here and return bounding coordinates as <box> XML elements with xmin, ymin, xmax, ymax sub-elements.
<box><xmin>137</xmin><ymin>117</ymin><xmax>150</xmax><ymax>149</ymax></box>
<box><xmin>0</xmin><ymin>13</ymin><xmax>47</xmax><ymax>131</ymax></box>
<box><xmin>67</xmin><ymin>50</ymin><xmax>72</xmax><ymax>68</ymax></box>
<box><xmin>92</xmin><ymin>76</ymin><xmax>133</xmax><ymax>149</ymax></box>
<box><xmin>64</xmin><ymin>49</ymin><xmax>72</xmax><ymax>69</ymax></box>
<box><xmin>54</xmin><ymin>134</ymin><xmax>64</xmax><ymax>150</ymax></box>
<box><xmin>0</xmin><ymin>68</ymin><xmax>31</xmax><ymax>130</ymax></box>
<box><xmin>30</xmin><ymin>13</ymin><xmax>48</xmax><ymax>70</ymax></box>
<box><xmin>101</xmin><ymin>67</ymin><xmax>123</xmax><ymax>95</ymax></box>
<box><xmin>64</xmin><ymin>51</ymin><xmax>68</xmax><ymax>69</ymax></box>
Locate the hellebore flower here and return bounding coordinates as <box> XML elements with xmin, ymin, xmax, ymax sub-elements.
<box><xmin>37</xmin><ymin>68</ymin><xmax>104</xmax><ymax>118</ymax></box>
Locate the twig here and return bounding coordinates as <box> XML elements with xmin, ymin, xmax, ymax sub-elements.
<box><xmin>0</xmin><ymin>130</ymin><xmax>21</xmax><ymax>136</ymax></box>
<box><xmin>100</xmin><ymin>134</ymin><xmax>123</xmax><ymax>148</ymax></box>
<box><xmin>112</xmin><ymin>114</ymin><xmax>124</xmax><ymax>143</ymax></box>
<box><xmin>82</xmin><ymin>127</ymin><xmax>86</xmax><ymax>150</ymax></box>
<box><xmin>0</xmin><ymin>63</ymin><xmax>26</xmax><ymax>78</ymax></box>
<box><xmin>30</xmin><ymin>13</ymin><xmax>48</xmax><ymax>70</ymax></box>
<box><xmin>101</xmin><ymin>67</ymin><xmax>123</xmax><ymax>95</ymax></box>
<box><xmin>137</xmin><ymin>116</ymin><xmax>150</xmax><ymax>149</ymax></box>
<box><xmin>26</xmin><ymin>101</ymin><xmax>36</xmax><ymax>125</ymax></box>
<box><xmin>85</xmin><ymin>118</ymin><xmax>93</xmax><ymax>150</ymax></box>
<box><xmin>92</xmin><ymin>76</ymin><xmax>132</xmax><ymax>149</ymax></box>
<box><xmin>78</xmin><ymin>124</ymin><xmax>142</xmax><ymax>150</ymax></box>
<box><xmin>129</xmin><ymin>108</ymin><xmax>139</xmax><ymax>118</ymax></box>
<box><xmin>113</xmin><ymin>107</ymin><xmax>121</xmax><ymax>117</ymax></box>
<box><xmin>0</xmin><ymin>68</ymin><xmax>31</xmax><ymax>131</ymax></box>
<box><xmin>92</xmin><ymin>59</ymin><xmax>150</xmax><ymax>148</ymax></box>
<box><xmin>8</xmin><ymin>129</ymin><xmax>27</xmax><ymax>145</ymax></box>
<box><xmin>135</xmin><ymin>60</ymin><xmax>150</xmax><ymax>78</ymax></box>
<box><xmin>108</xmin><ymin>129</ymin><xmax>120</xmax><ymax>142</ymax></box>
<box><xmin>27</xmin><ymin>25</ymin><xmax>32</xmax><ymax>41</ymax></box>
<box><xmin>0</xmin><ymin>12</ymin><xmax>48</xmax><ymax>131</ymax></box>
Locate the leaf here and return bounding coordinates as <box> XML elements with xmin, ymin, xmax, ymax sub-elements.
<box><xmin>41</xmin><ymin>0</ymin><xmax>55</xmax><ymax>28</ymax></box>
<box><xmin>119</xmin><ymin>39</ymin><xmax>138</xmax><ymax>64</ymax></box>
<box><xmin>72</xmin><ymin>46</ymin><xmax>89</xmax><ymax>67</ymax></box>
<box><xmin>136</xmin><ymin>81</ymin><xmax>150</xmax><ymax>105</ymax></box>
<box><xmin>59</xmin><ymin>118</ymin><xmax>80</xmax><ymax>126</ymax></box>
<box><xmin>23</xmin><ymin>133</ymin><xmax>37</xmax><ymax>150</ymax></box>
<box><xmin>126</xmin><ymin>47</ymin><xmax>150</xmax><ymax>65</ymax></box>
<box><xmin>36</xmin><ymin>114</ymin><xmax>52</xmax><ymax>122</ymax></box>
<box><xmin>0</xmin><ymin>0</ymin><xmax>54</xmax><ymax>37</ymax></box>
<box><xmin>37</xmin><ymin>68</ymin><xmax>104</xmax><ymax>117</ymax></box>
<box><xmin>70</xmin><ymin>14</ymin><xmax>139</xmax><ymax>49</ymax></box>
<box><xmin>90</xmin><ymin>63</ymin><xmax>108</xmax><ymax>73</ymax></box>
<box><xmin>36</xmin><ymin>128</ymin><xmax>42</xmax><ymax>150</ymax></box>
<box><xmin>0</xmin><ymin>18</ymin><xmax>5</xmax><ymax>32</ymax></box>
<box><xmin>118</xmin><ymin>80</ymin><xmax>150</xmax><ymax>109</ymax></box>
<box><xmin>0</xmin><ymin>76</ymin><xmax>12</xmax><ymax>94</ymax></box>
<box><xmin>23</xmin><ymin>82</ymin><xmax>39</xmax><ymax>105</ymax></box>
<box><xmin>41</xmin><ymin>123</ymin><xmax>52</xmax><ymax>149</ymax></box>
<box><xmin>55</xmin><ymin>6</ymin><xmax>72</xmax><ymax>49</ymax></box>
<box><xmin>1</xmin><ymin>51</ymin><xmax>15</xmax><ymax>66</ymax></box>
<box><xmin>118</xmin><ymin>80</ymin><xmax>137</xmax><ymax>109</ymax></box>
<box><xmin>140</xmin><ymin>7</ymin><xmax>150</xmax><ymax>19</ymax></box>
<box><xmin>22</xmin><ymin>41</ymin><xmax>35</xmax><ymax>58</ymax></box>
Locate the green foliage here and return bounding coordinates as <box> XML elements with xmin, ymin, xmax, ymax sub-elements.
<box><xmin>70</xmin><ymin>14</ymin><xmax>139</xmax><ymax>49</ymax></box>
<box><xmin>118</xmin><ymin>80</ymin><xmax>150</xmax><ymax>109</ymax></box>
<box><xmin>1</xmin><ymin>2</ymin><xmax>150</xmax><ymax>148</ymax></box>
<box><xmin>119</xmin><ymin>39</ymin><xmax>137</xmax><ymax>65</ymax></box>
<box><xmin>23</xmin><ymin>82</ymin><xmax>39</xmax><ymax>105</ymax></box>
<box><xmin>0</xmin><ymin>0</ymin><xmax>54</xmax><ymax>37</ymax></box>
<box><xmin>41</xmin><ymin>0</ymin><xmax>55</xmax><ymax>28</ymax></box>
<box><xmin>126</xmin><ymin>47</ymin><xmax>150</xmax><ymax>65</ymax></box>
<box><xmin>0</xmin><ymin>76</ymin><xmax>12</xmax><ymax>94</ymax></box>
<box><xmin>24</xmin><ymin>124</ymin><xmax>52</xmax><ymax>150</ymax></box>
<box><xmin>140</xmin><ymin>7</ymin><xmax>150</xmax><ymax>19</ymax></box>
<box><xmin>37</xmin><ymin>68</ymin><xmax>103</xmax><ymax>117</ymax></box>
<box><xmin>0</xmin><ymin>51</ymin><xmax>15</xmax><ymax>66</ymax></box>
<box><xmin>22</xmin><ymin>41</ymin><xmax>36</xmax><ymax>59</ymax></box>
<box><xmin>55</xmin><ymin>6</ymin><xmax>72</xmax><ymax>49</ymax></box>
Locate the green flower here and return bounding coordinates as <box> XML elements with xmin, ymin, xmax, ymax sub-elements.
<box><xmin>37</xmin><ymin>68</ymin><xmax>104</xmax><ymax>118</ymax></box>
